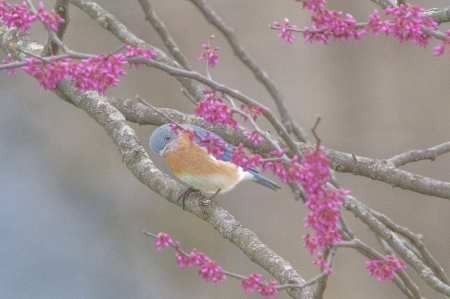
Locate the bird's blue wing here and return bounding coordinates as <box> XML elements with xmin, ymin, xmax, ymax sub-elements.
<box><xmin>186</xmin><ymin>125</ymin><xmax>234</xmax><ymax>162</ymax></box>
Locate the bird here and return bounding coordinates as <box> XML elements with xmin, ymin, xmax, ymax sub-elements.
<box><xmin>149</xmin><ymin>124</ymin><xmax>280</xmax><ymax>208</ymax></box>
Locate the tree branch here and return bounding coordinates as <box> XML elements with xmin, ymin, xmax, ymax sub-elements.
<box><xmin>69</xmin><ymin>0</ymin><xmax>204</xmax><ymax>100</ymax></box>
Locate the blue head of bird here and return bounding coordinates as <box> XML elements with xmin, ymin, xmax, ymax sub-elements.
<box><xmin>149</xmin><ymin>124</ymin><xmax>179</xmax><ymax>156</ymax></box>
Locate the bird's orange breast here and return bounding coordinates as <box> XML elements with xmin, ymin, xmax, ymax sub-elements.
<box><xmin>165</xmin><ymin>132</ymin><xmax>239</xmax><ymax>180</ymax></box>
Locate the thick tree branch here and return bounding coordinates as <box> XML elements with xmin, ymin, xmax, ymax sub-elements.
<box><xmin>424</xmin><ymin>7</ymin><xmax>450</xmax><ymax>25</ymax></box>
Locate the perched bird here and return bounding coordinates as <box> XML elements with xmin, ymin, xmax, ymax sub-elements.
<box><xmin>149</xmin><ymin>124</ymin><xmax>280</xmax><ymax>206</ymax></box>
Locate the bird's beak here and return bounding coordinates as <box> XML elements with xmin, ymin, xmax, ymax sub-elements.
<box><xmin>159</xmin><ymin>144</ymin><xmax>168</xmax><ymax>156</ymax></box>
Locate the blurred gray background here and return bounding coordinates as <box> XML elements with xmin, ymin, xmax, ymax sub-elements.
<box><xmin>1</xmin><ymin>0</ymin><xmax>450</xmax><ymax>298</ymax></box>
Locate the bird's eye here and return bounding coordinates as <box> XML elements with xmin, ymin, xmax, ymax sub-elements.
<box><xmin>165</xmin><ymin>134</ymin><xmax>171</xmax><ymax>142</ymax></box>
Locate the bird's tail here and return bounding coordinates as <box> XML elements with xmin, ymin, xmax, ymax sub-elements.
<box><xmin>249</xmin><ymin>170</ymin><xmax>281</xmax><ymax>191</ymax></box>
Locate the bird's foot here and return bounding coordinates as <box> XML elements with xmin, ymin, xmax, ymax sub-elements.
<box><xmin>177</xmin><ymin>187</ymin><xmax>201</xmax><ymax>211</ymax></box>
<box><xmin>198</xmin><ymin>189</ymin><xmax>221</xmax><ymax>207</ymax></box>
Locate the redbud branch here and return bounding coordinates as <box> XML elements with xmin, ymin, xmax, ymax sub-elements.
<box><xmin>25</xmin><ymin>0</ymin><xmax>70</xmax><ymax>53</ymax></box>
<box><xmin>189</xmin><ymin>0</ymin><xmax>308</xmax><ymax>143</ymax></box>
<box><xmin>42</xmin><ymin>0</ymin><xmax>70</xmax><ymax>56</ymax></box>
<box><xmin>224</xmin><ymin>94</ymin><xmax>285</xmax><ymax>154</ymax></box>
<box><xmin>335</xmin><ymin>239</ymin><xmax>417</xmax><ymax>299</ymax></box>
<box><xmin>143</xmin><ymin>230</ymin><xmax>331</xmax><ymax>292</ymax></box>
<box><xmin>375</xmin><ymin>237</ymin><xmax>422</xmax><ymax>299</ymax></box>
<box><xmin>388</xmin><ymin>141</ymin><xmax>450</xmax><ymax>168</ymax></box>
<box><xmin>127</xmin><ymin>56</ymin><xmax>302</xmax><ymax>158</ymax></box>
<box><xmin>342</xmin><ymin>193</ymin><xmax>450</xmax><ymax>296</ymax></box>
<box><xmin>69</xmin><ymin>0</ymin><xmax>204</xmax><ymax>101</ymax></box>
<box><xmin>136</xmin><ymin>0</ymin><xmax>193</xmax><ymax>71</ymax></box>
<box><xmin>99</xmin><ymin>98</ymin><xmax>450</xmax><ymax>201</ymax></box>
<box><xmin>370</xmin><ymin>209</ymin><xmax>450</xmax><ymax>284</ymax></box>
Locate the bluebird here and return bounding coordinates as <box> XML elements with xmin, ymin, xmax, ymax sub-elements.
<box><xmin>149</xmin><ymin>124</ymin><xmax>280</xmax><ymax>207</ymax></box>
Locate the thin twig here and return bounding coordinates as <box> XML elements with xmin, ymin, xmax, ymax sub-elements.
<box><xmin>389</xmin><ymin>142</ymin><xmax>450</xmax><ymax>168</ymax></box>
<box><xmin>190</xmin><ymin>0</ymin><xmax>308</xmax><ymax>143</ymax></box>
<box><xmin>136</xmin><ymin>0</ymin><xmax>193</xmax><ymax>71</ymax></box>
<box><xmin>42</xmin><ymin>0</ymin><xmax>70</xmax><ymax>56</ymax></box>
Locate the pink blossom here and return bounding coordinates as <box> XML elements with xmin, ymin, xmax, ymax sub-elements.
<box><xmin>125</xmin><ymin>45</ymin><xmax>157</xmax><ymax>68</ymax></box>
<box><xmin>155</xmin><ymin>232</ymin><xmax>172</xmax><ymax>251</ymax></box>
<box><xmin>301</xmin><ymin>0</ymin><xmax>326</xmax><ymax>13</ymax></box>
<box><xmin>304</xmin><ymin>10</ymin><xmax>360</xmax><ymax>44</ymax></box>
<box><xmin>36</xmin><ymin>1</ymin><xmax>64</xmax><ymax>31</ymax></box>
<box><xmin>231</xmin><ymin>143</ymin><xmax>247</xmax><ymax>167</ymax></box>
<box><xmin>194</xmin><ymin>90</ymin><xmax>238</xmax><ymax>129</ymax></box>
<box><xmin>258</xmin><ymin>281</ymin><xmax>278</xmax><ymax>298</ymax></box>
<box><xmin>273</xmin><ymin>18</ymin><xmax>296</xmax><ymax>43</ymax></box>
<box><xmin>286</xmin><ymin>155</ymin><xmax>303</xmax><ymax>183</ymax></box>
<box><xmin>302</xmin><ymin>234</ymin><xmax>317</xmax><ymax>255</ymax></box>
<box><xmin>263</xmin><ymin>150</ymin><xmax>286</xmax><ymax>182</ymax></box>
<box><xmin>366</xmin><ymin>255</ymin><xmax>407</xmax><ymax>281</ymax></box>
<box><xmin>239</xmin><ymin>104</ymin><xmax>266</xmax><ymax>121</ymax></box>
<box><xmin>22</xmin><ymin>56</ymin><xmax>71</xmax><ymax>90</ymax></box>
<box><xmin>198</xmin><ymin>260</ymin><xmax>226</xmax><ymax>283</ymax></box>
<box><xmin>243</xmin><ymin>154</ymin><xmax>264</xmax><ymax>171</ymax></box>
<box><xmin>243</xmin><ymin>130</ymin><xmax>263</xmax><ymax>146</ymax></box>
<box><xmin>313</xmin><ymin>252</ymin><xmax>333</xmax><ymax>276</ymax></box>
<box><xmin>190</xmin><ymin>249</ymin><xmax>210</xmax><ymax>265</ymax></box>
<box><xmin>168</xmin><ymin>123</ymin><xmax>179</xmax><ymax>136</ymax></box>
<box><xmin>434</xmin><ymin>30</ymin><xmax>450</xmax><ymax>56</ymax></box>
<box><xmin>361</xmin><ymin>9</ymin><xmax>391</xmax><ymax>36</ymax></box>
<box><xmin>241</xmin><ymin>273</ymin><xmax>261</xmax><ymax>293</ymax></box>
<box><xmin>2</xmin><ymin>53</ymin><xmax>17</xmax><ymax>76</ymax></box>
<box><xmin>198</xmin><ymin>131</ymin><xmax>226</xmax><ymax>159</ymax></box>
<box><xmin>384</xmin><ymin>5</ymin><xmax>437</xmax><ymax>47</ymax></box>
<box><xmin>176</xmin><ymin>252</ymin><xmax>193</xmax><ymax>268</ymax></box>
<box><xmin>74</xmin><ymin>54</ymin><xmax>127</xmax><ymax>95</ymax></box>
<box><xmin>0</xmin><ymin>0</ymin><xmax>37</xmax><ymax>31</ymax></box>
<box><xmin>199</xmin><ymin>44</ymin><xmax>218</xmax><ymax>67</ymax></box>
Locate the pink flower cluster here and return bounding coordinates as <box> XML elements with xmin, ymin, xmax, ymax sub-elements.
<box><xmin>199</xmin><ymin>44</ymin><xmax>219</xmax><ymax>68</ymax></box>
<box><xmin>274</xmin><ymin>1</ymin><xmax>437</xmax><ymax>48</ymax></box>
<box><xmin>434</xmin><ymin>30</ymin><xmax>450</xmax><ymax>56</ymax></box>
<box><xmin>125</xmin><ymin>45</ymin><xmax>157</xmax><ymax>68</ymax></box>
<box><xmin>0</xmin><ymin>1</ymin><xmax>64</xmax><ymax>32</ymax></box>
<box><xmin>313</xmin><ymin>252</ymin><xmax>333</xmax><ymax>276</ymax></box>
<box><xmin>263</xmin><ymin>149</ymin><xmax>286</xmax><ymax>182</ymax></box>
<box><xmin>195</xmin><ymin>90</ymin><xmax>238</xmax><ymax>129</ymax></box>
<box><xmin>2</xmin><ymin>53</ymin><xmax>17</xmax><ymax>75</ymax></box>
<box><xmin>272</xmin><ymin>18</ymin><xmax>296</xmax><ymax>43</ymax></box>
<box><xmin>298</xmin><ymin>147</ymin><xmax>348</xmax><ymax>254</ymax></box>
<box><xmin>363</xmin><ymin>6</ymin><xmax>437</xmax><ymax>47</ymax></box>
<box><xmin>21</xmin><ymin>54</ymin><xmax>127</xmax><ymax>95</ymax></box>
<box><xmin>198</xmin><ymin>131</ymin><xmax>226</xmax><ymax>159</ymax></box>
<box><xmin>305</xmin><ymin>10</ymin><xmax>360</xmax><ymax>44</ymax></box>
<box><xmin>243</xmin><ymin>130</ymin><xmax>263</xmax><ymax>146</ymax></box>
<box><xmin>239</xmin><ymin>104</ymin><xmax>266</xmax><ymax>121</ymax></box>
<box><xmin>366</xmin><ymin>255</ymin><xmax>407</xmax><ymax>280</ymax></box>
<box><xmin>155</xmin><ymin>232</ymin><xmax>278</xmax><ymax>297</ymax></box>
<box><xmin>155</xmin><ymin>232</ymin><xmax>173</xmax><ymax>251</ymax></box>
<box><xmin>174</xmin><ymin>246</ymin><xmax>226</xmax><ymax>283</ymax></box>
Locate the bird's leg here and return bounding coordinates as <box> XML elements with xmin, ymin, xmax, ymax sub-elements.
<box><xmin>198</xmin><ymin>188</ymin><xmax>221</xmax><ymax>207</ymax></box>
<box><xmin>177</xmin><ymin>187</ymin><xmax>201</xmax><ymax>210</ymax></box>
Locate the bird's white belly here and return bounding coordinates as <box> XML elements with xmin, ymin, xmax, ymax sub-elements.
<box><xmin>178</xmin><ymin>173</ymin><xmax>238</xmax><ymax>194</ymax></box>
<box><xmin>178</xmin><ymin>167</ymin><xmax>251</xmax><ymax>194</ymax></box>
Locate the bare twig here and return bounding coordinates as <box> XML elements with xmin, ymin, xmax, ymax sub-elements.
<box><xmin>136</xmin><ymin>0</ymin><xmax>193</xmax><ymax>71</ymax></box>
<box><xmin>389</xmin><ymin>142</ymin><xmax>450</xmax><ymax>168</ymax></box>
